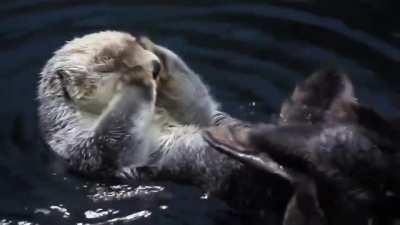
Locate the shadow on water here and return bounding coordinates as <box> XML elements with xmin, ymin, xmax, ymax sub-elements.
<box><xmin>0</xmin><ymin>1</ymin><xmax>399</xmax><ymax>224</ymax></box>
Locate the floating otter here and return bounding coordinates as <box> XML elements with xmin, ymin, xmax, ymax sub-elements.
<box><xmin>38</xmin><ymin>30</ymin><xmax>241</xmax><ymax>184</ymax></box>
<box><xmin>204</xmin><ymin>71</ymin><xmax>400</xmax><ymax>224</ymax></box>
<box><xmin>38</xmin><ymin>32</ymin><xmax>295</xmax><ymax>219</ymax></box>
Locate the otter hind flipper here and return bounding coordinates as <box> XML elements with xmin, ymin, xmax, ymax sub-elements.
<box><xmin>203</xmin><ymin>125</ymin><xmax>295</xmax><ymax>182</ymax></box>
<box><xmin>283</xmin><ymin>175</ymin><xmax>326</xmax><ymax>225</ymax></box>
<box><xmin>279</xmin><ymin>70</ymin><xmax>356</xmax><ymax>125</ymax></box>
<box><xmin>204</xmin><ymin>125</ymin><xmax>326</xmax><ymax>225</ymax></box>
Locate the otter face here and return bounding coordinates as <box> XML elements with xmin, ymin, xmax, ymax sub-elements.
<box><xmin>40</xmin><ymin>31</ymin><xmax>161</xmax><ymax>114</ymax></box>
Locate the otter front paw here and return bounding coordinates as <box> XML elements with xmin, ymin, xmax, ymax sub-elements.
<box><xmin>138</xmin><ymin>37</ymin><xmax>186</xmax><ymax>81</ymax></box>
<box><xmin>119</xmin><ymin>65</ymin><xmax>154</xmax><ymax>87</ymax></box>
<box><xmin>117</xmin><ymin>65</ymin><xmax>157</xmax><ymax>101</ymax></box>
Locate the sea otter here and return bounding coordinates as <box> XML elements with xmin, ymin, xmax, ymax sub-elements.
<box><xmin>38</xmin><ymin>30</ymin><xmax>241</xmax><ymax>184</ymax></box>
<box><xmin>204</xmin><ymin>71</ymin><xmax>400</xmax><ymax>224</ymax></box>
<box><xmin>38</xmin><ymin>32</ymin><xmax>295</xmax><ymax>221</ymax></box>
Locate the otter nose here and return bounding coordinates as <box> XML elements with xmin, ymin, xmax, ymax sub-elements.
<box><xmin>151</xmin><ymin>60</ymin><xmax>161</xmax><ymax>79</ymax></box>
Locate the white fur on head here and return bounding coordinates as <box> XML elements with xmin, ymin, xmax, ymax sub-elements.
<box><xmin>38</xmin><ymin>31</ymin><xmax>159</xmax><ymax>114</ymax></box>
<box><xmin>37</xmin><ymin>31</ymin><xmax>160</xmax><ymax>159</ymax></box>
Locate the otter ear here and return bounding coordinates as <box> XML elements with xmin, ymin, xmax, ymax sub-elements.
<box><xmin>55</xmin><ymin>69</ymin><xmax>72</xmax><ymax>101</ymax></box>
<box><xmin>56</xmin><ymin>68</ymin><xmax>69</xmax><ymax>78</ymax></box>
<box><xmin>279</xmin><ymin>70</ymin><xmax>356</xmax><ymax>125</ymax></box>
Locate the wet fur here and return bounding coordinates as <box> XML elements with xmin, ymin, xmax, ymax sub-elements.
<box><xmin>205</xmin><ymin>70</ymin><xmax>400</xmax><ymax>224</ymax></box>
<box><xmin>249</xmin><ymin>71</ymin><xmax>400</xmax><ymax>224</ymax></box>
<box><xmin>38</xmin><ymin>31</ymin><xmax>251</xmax><ymax>197</ymax></box>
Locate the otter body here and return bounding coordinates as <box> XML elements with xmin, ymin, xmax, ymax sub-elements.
<box><xmin>38</xmin><ymin>32</ymin><xmax>298</xmax><ymax>225</ymax></box>
<box><xmin>38</xmin><ymin>31</ymin><xmax>252</xmax><ymax>195</ymax></box>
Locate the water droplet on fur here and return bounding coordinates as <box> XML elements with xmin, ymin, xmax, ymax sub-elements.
<box><xmin>159</xmin><ymin>205</ymin><xmax>168</xmax><ymax>210</ymax></box>
<box><xmin>200</xmin><ymin>193</ymin><xmax>209</xmax><ymax>199</ymax></box>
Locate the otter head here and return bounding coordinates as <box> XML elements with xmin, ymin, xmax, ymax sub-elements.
<box><xmin>39</xmin><ymin>31</ymin><xmax>161</xmax><ymax>115</ymax></box>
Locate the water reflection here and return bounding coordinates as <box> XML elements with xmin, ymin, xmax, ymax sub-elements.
<box><xmin>0</xmin><ymin>1</ymin><xmax>399</xmax><ymax>225</ymax></box>
<box><xmin>80</xmin><ymin>210</ymin><xmax>152</xmax><ymax>225</ymax></box>
<box><xmin>88</xmin><ymin>185</ymin><xmax>165</xmax><ymax>202</ymax></box>
<box><xmin>84</xmin><ymin>208</ymin><xmax>120</xmax><ymax>219</ymax></box>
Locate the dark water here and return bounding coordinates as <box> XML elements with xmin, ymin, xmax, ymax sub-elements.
<box><xmin>0</xmin><ymin>0</ymin><xmax>399</xmax><ymax>224</ymax></box>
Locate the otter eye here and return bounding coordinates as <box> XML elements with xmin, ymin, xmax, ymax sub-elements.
<box><xmin>98</xmin><ymin>55</ymin><xmax>113</xmax><ymax>63</ymax></box>
<box><xmin>103</xmin><ymin>56</ymin><xmax>112</xmax><ymax>61</ymax></box>
<box><xmin>94</xmin><ymin>55</ymin><xmax>115</xmax><ymax>73</ymax></box>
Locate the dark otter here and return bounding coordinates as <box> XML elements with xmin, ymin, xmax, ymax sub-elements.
<box><xmin>204</xmin><ymin>71</ymin><xmax>400</xmax><ymax>225</ymax></box>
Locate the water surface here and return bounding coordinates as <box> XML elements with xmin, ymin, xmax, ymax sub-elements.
<box><xmin>0</xmin><ymin>1</ymin><xmax>399</xmax><ymax>224</ymax></box>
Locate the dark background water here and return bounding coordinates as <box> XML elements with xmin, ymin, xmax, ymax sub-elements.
<box><xmin>0</xmin><ymin>0</ymin><xmax>399</xmax><ymax>224</ymax></box>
